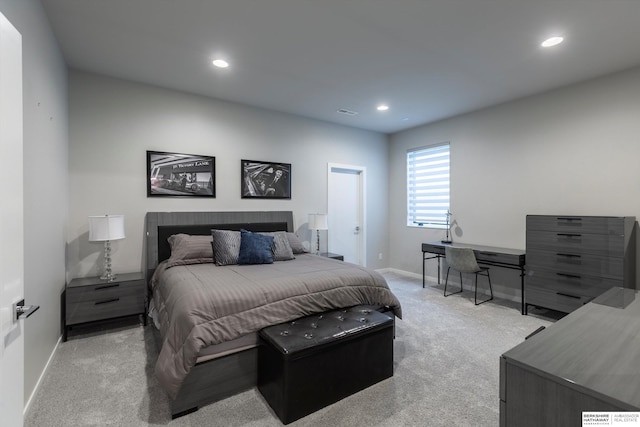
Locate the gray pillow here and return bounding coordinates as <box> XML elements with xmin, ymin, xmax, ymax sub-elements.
<box><xmin>211</xmin><ymin>229</ymin><xmax>241</xmax><ymax>266</ymax></box>
<box><xmin>166</xmin><ymin>234</ymin><xmax>213</xmax><ymax>267</ymax></box>
<box><xmin>286</xmin><ymin>232</ymin><xmax>307</xmax><ymax>254</ymax></box>
<box><xmin>261</xmin><ymin>231</ymin><xmax>295</xmax><ymax>261</ymax></box>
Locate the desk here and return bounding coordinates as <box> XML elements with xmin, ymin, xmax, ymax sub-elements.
<box><xmin>421</xmin><ymin>241</ymin><xmax>526</xmax><ymax>314</ymax></box>
<box><xmin>500</xmin><ymin>287</ymin><xmax>640</xmax><ymax>426</ymax></box>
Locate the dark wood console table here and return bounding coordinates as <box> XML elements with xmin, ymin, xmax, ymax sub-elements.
<box><xmin>421</xmin><ymin>241</ymin><xmax>526</xmax><ymax>313</ymax></box>
<box><xmin>500</xmin><ymin>287</ymin><xmax>640</xmax><ymax>426</ymax></box>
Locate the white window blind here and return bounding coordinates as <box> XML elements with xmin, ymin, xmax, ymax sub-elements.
<box><xmin>407</xmin><ymin>143</ymin><xmax>450</xmax><ymax>227</ymax></box>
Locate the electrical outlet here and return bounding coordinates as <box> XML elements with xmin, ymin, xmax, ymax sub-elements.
<box><xmin>378</xmin><ymin>253</ymin><xmax>383</xmax><ymax>260</ymax></box>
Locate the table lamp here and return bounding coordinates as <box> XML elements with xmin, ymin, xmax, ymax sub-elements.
<box><xmin>89</xmin><ymin>214</ymin><xmax>125</xmax><ymax>281</ymax></box>
<box><xmin>441</xmin><ymin>209</ymin><xmax>453</xmax><ymax>244</ymax></box>
<box><xmin>308</xmin><ymin>213</ymin><xmax>328</xmax><ymax>254</ymax></box>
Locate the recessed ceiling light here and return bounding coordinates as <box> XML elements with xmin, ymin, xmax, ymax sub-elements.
<box><xmin>212</xmin><ymin>59</ymin><xmax>230</xmax><ymax>68</ymax></box>
<box><xmin>377</xmin><ymin>104</ymin><xmax>389</xmax><ymax>111</ymax></box>
<box><xmin>541</xmin><ymin>36</ymin><xmax>564</xmax><ymax>48</ymax></box>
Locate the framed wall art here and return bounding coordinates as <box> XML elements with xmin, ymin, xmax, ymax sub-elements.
<box><xmin>241</xmin><ymin>160</ymin><xmax>291</xmax><ymax>199</ymax></box>
<box><xmin>147</xmin><ymin>150</ymin><xmax>215</xmax><ymax>197</ymax></box>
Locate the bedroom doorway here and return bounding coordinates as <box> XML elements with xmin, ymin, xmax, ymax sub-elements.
<box><xmin>327</xmin><ymin>163</ymin><xmax>366</xmax><ymax>266</ymax></box>
<box><xmin>0</xmin><ymin>11</ymin><xmax>25</xmax><ymax>427</ymax></box>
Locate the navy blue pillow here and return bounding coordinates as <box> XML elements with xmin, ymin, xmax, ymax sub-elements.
<box><xmin>238</xmin><ymin>230</ymin><xmax>274</xmax><ymax>265</ymax></box>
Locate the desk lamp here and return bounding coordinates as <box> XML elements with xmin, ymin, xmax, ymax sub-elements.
<box><xmin>441</xmin><ymin>210</ymin><xmax>453</xmax><ymax>244</ymax></box>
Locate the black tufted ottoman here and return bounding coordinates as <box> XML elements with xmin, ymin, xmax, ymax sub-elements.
<box><xmin>257</xmin><ymin>305</ymin><xmax>394</xmax><ymax>424</ymax></box>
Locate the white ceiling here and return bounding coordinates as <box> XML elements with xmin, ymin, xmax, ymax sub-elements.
<box><xmin>41</xmin><ymin>0</ymin><xmax>640</xmax><ymax>134</ymax></box>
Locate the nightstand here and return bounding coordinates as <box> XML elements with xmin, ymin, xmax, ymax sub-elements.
<box><xmin>64</xmin><ymin>272</ymin><xmax>146</xmax><ymax>341</ymax></box>
<box><xmin>319</xmin><ymin>252</ymin><xmax>344</xmax><ymax>261</ymax></box>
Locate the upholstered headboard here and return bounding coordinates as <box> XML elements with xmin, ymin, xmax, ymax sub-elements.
<box><xmin>144</xmin><ymin>211</ymin><xmax>294</xmax><ymax>281</ymax></box>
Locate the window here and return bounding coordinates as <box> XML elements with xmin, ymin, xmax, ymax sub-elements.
<box><xmin>407</xmin><ymin>143</ymin><xmax>450</xmax><ymax>228</ymax></box>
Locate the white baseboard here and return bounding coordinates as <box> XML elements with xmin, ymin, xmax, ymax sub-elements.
<box><xmin>24</xmin><ymin>335</ymin><xmax>62</xmax><ymax>416</ymax></box>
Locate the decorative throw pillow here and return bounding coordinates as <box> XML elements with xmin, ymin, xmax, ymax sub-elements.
<box><xmin>211</xmin><ymin>229</ymin><xmax>242</xmax><ymax>266</ymax></box>
<box><xmin>166</xmin><ymin>234</ymin><xmax>213</xmax><ymax>267</ymax></box>
<box><xmin>286</xmin><ymin>232</ymin><xmax>308</xmax><ymax>254</ymax></box>
<box><xmin>238</xmin><ymin>230</ymin><xmax>274</xmax><ymax>265</ymax></box>
<box><xmin>261</xmin><ymin>231</ymin><xmax>295</xmax><ymax>261</ymax></box>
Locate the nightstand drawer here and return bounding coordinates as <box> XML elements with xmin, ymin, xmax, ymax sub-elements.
<box><xmin>66</xmin><ymin>293</ymin><xmax>145</xmax><ymax>325</ymax></box>
<box><xmin>66</xmin><ymin>280</ymin><xmax>144</xmax><ymax>304</ymax></box>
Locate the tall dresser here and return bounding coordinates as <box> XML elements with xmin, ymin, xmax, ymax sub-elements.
<box><xmin>525</xmin><ymin>215</ymin><xmax>636</xmax><ymax>314</ymax></box>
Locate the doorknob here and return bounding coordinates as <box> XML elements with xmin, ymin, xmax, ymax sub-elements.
<box><xmin>15</xmin><ymin>299</ymin><xmax>39</xmax><ymax>320</ymax></box>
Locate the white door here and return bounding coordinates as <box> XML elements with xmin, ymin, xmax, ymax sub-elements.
<box><xmin>327</xmin><ymin>163</ymin><xmax>365</xmax><ymax>265</ymax></box>
<box><xmin>0</xmin><ymin>11</ymin><xmax>24</xmax><ymax>427</ymax></box>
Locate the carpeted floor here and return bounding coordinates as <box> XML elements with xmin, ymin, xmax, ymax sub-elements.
<box><xmin>25</xmin><ymin>271</ymin><xmax>558</xmax><ymax>426</ymax></box>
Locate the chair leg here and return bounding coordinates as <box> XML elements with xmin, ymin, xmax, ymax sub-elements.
<box><xmin>444</xmin><ymin>267</ymin><xmax>463</xmax><ymax>297</ymax></box>
<box><xmin>474</xmin><ymin>270</ymin><xmax>494</xmax><ymax>305</ymax></box>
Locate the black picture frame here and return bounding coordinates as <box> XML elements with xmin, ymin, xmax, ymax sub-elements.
<box><xmin>241</xmin><ymin>159</ymin><xmax>291</xmax><ymax>199</ymax></box>
<box><xmin>147</xmin><ymin>150</ymin><xmax>215</xmax><ymax>197</ymax></box>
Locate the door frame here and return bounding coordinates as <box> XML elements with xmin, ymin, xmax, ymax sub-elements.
<box><xmin>327</xmin><ymin>163</ymin><xmax>366</xmax><ymax>266</ymax></box>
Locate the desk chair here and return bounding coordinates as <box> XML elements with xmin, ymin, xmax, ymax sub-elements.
<box><xmin>444</xmin><ymin>246</ymin><xmax>494</xmax><ymax>305</ymax></box>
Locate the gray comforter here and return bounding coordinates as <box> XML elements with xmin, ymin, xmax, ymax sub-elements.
<box><xmin>151</xmin><ymin>254</ymin><xmax>402</xmax><ymax>399</ymax></box>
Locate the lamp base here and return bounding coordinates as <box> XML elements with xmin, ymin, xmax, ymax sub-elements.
<box><xmin>100</xmin><ymin>272</ymin><xmax>117</xmax><ymax>282</ymax></box>
<box><xmin>101</xmin><ymin>240</ymin><xmax>116</xmax><ymax>282</ymax></box>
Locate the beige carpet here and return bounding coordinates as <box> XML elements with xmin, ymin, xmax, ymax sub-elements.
<box><xmin>25</xmin><ymin>271</ymin><xmax>557</xmax><ymax>426</ymax></box>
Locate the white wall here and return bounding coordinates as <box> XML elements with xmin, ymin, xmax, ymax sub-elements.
<box><xmin>389</xmin><ymin>66</ymin><xmax>640</xmax><ymax>298</ymax></box>
<box><xmin>0</xmin><ymin>0</ymin><xmax>68</xmax><ymax>407</ymax></box>
<box><xmin>67</xmin><ymin>71</ymin><xmax>389</xmax><ymax>278</ymax></box>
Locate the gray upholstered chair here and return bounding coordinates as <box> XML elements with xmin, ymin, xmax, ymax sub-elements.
<box><xmin>444</xmin><ymin>246</ymin><xmax>493</xmax><ymax>305</ymax></box>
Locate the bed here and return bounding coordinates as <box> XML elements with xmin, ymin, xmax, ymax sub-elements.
<box><xmin>145</xmin><ymin>211</ymin><xmax>402</xmax><ymax>418</ymax></box>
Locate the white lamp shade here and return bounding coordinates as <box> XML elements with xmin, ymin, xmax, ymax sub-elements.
<box><xmin>88</xmin><ymin>215</ymin><xmax>125</xmax><ymax>241</ymax></box>
<box><xmin>308</xmin><ymin>213</ymin><xmax>328</xmax><ymax>230</ymax></box>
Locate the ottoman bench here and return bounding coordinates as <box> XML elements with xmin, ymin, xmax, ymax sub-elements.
<box><xmin>257</xmin><ymin>305</ymin><xmax>394</xmax><ymax>424</ymax></box>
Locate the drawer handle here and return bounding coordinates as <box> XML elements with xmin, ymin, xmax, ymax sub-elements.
<box><xmin>483</xmin><ymin>252</ymin><xmax>498</xmax><ymax>256</ymax></box>
<box><xmin>556</xmin><ymin>272</ymin><xmax>581</xmax><ymax>279</ymax></box>
<box><xmin>95</xmin><ymin>284</ymin><xmax>120</xmax><ymax>290</ymax></box>
<box><xmin>556</xmin><ymin>217</ymin><xmax>582</xmax><ymax>221</ymax></box>
<box><xmin>556</xmin><ymin>292</ymin><xmax>581</xmax><ymax>299</ymax></box>
<box><xmin>95</xmin><ymin>298</ymin><xmax>120</xmax><ymax>305</ymax></box>
<box><xmin>556</xmin><ymin>253</ymin><xmax>581</xmax><ymax>258</ymax></box>
<box><xmin>557</xmin><ymin>233</ymin><xmax>582</xmax><ymax>237</ymax></box>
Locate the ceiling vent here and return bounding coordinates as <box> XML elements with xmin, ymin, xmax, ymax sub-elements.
<box><xmin>337</xmin><ymin>108</ymin><xmax>358</xmax><ymax>116</ymax></box>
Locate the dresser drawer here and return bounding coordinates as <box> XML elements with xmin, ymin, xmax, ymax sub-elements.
<box><xmin>526</xmin><ymin>216</ymin><xmax>625</xmax><ymax>235</ymax></box>
<box><xmin>525</xmin><ymin>285</ymin><xmax>593</xmax><ymax>313</ymax></box>
<box><xmin>526</xmin><ymin>249</ymin><xmax>624</xmax><ymax>280</ymax></box>
<box><xmin>527</xmin><ymin>270</ymin><xmax>619</xmax><ymax>297</ymax></box>
<box><xmin>66</xmin><ymin>279</ymin><xmax>144</xmax><ymax>304</ymax></box>
<box><xmin>66</xmin><ymin>293</ymin><xmax>145</xmax><ymax>325</ymax></box>
<box><xmin>526</xmin><ymin>230</ymin><xmax>624</xmax><ymax>257</ymax></box>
